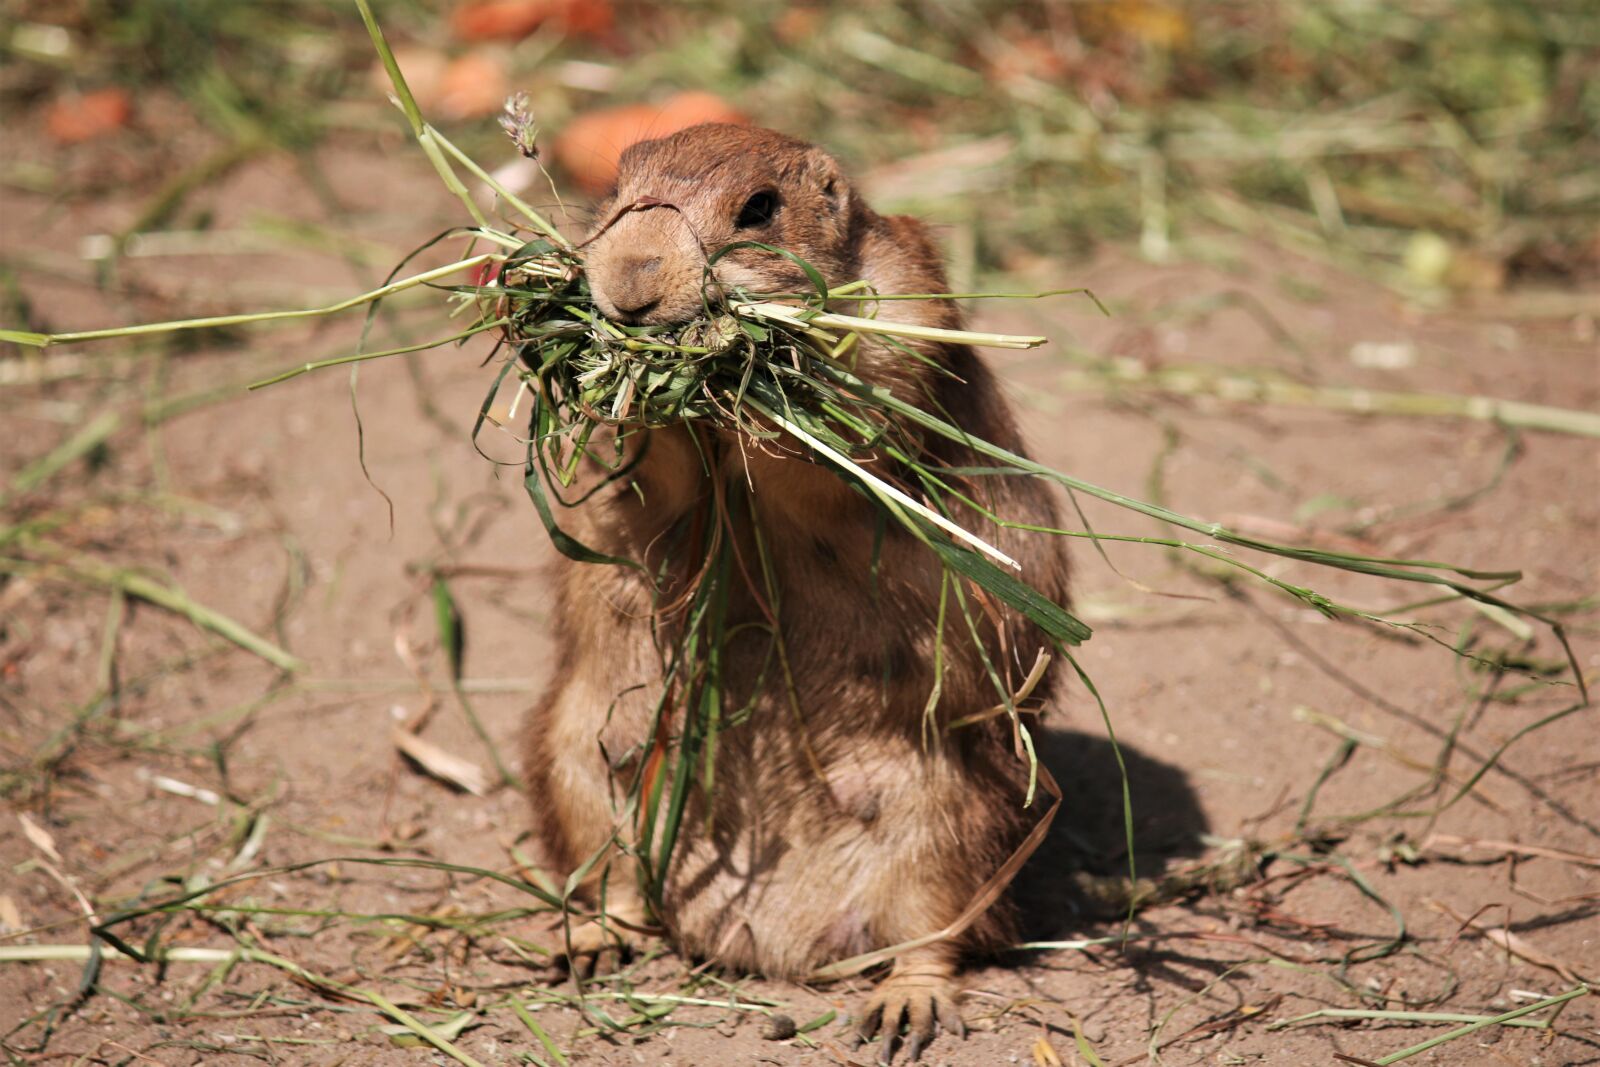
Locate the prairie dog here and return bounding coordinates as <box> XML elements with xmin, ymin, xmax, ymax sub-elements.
<box><xmin>523</xmin><ymin>124</ymin><xmax>1071</xmax><ymax>1060</ymax></box>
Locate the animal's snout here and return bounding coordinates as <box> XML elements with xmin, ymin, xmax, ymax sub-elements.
<box><xmin>592</xmin><ymin>245</ymin><xmax>704</xmax><ymax>325</ymax></box>
<box><xmin>586</xmin><ymin>208</ymin><xmax>708</xmax><ymax>326</ymax></box>
<box><xmin>604</xmin><ymin>255</ymin><xmax>665</xmax><ymax>319</ymax></box>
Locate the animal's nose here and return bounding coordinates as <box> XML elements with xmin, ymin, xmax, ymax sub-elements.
<box><xmin>607</xmin><ymin>255</ymin><xmax>665</xmax><ymax>317</ymax></box>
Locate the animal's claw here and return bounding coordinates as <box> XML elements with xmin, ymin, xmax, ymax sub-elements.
<box><xmin>855</xmin><ymin>966</ymin><xmax>963</xmax><ymax>1063</ymax></box>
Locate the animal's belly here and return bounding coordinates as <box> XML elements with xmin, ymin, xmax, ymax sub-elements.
<box><xmin>660</xmin><ymin>737</ymin><xmax>934</xmax><ymax>977</ymax></box>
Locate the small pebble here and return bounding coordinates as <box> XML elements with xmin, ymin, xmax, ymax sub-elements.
<box><xmin>761</xmin><ymin>1014</ymin><xmax>797</xmax><ymax>1041</ymax></box>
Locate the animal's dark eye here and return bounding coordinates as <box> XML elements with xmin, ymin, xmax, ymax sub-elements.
<box><xmin>736</xmin><ymin>191</ymin><xmax>778</xmax><ymax>229</ymax></box>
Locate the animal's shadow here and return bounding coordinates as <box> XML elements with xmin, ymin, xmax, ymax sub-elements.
<box><xmin>1011</xmin><ymin>725</ymin><xmax>1207</xmax><ymax>941</ymax></box>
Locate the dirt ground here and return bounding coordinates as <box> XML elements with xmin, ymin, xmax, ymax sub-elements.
<box><xmin>2</xmin><ymin>110</ymin><xmax>1598</xmax><ymax>1065</ymax></box>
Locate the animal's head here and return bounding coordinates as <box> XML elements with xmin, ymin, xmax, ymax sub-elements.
<box><xmin>582</xmin><ymin>124</ymin><xmax>863</xmax><ymax>326</ymax></box>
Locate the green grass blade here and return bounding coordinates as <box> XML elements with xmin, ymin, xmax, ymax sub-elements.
<box><xmin>511</xmin><ymin>1001</ymin><xmax>570</xmax><ymax>1066</ymax></box>
<box><xmin>354</xmin><ymin>0</ymin><xmax>489</xmax><ymax>229</ymax></box>
<box><xmin>2</xmin><ymin>555</ymin><xmax>302</xmax><ymax>673</ymax></box>
<box><xmin>744</xmin><ymin>395</ymin><xmax>1020</xmax><ymax>569</ymax></box>
<box><xmin>0</xmin><ymin>328</ymin><xmax>51</xmax><ymax>347</ymax></box>
<box><xmin>15</xmin><ymin>256</ymin><xmax>494</xmax><ymax>348</ymax></box>
<box><xmin>927</xmin><ymin>538</ymin><xmax>1090</xmax><ymax>644</ymax></box>
<box><xmin>522</xmin><ymin>413</ymin><xmax>643</xmax><ymax>570</ymax></box>
<box><xmin>250</xmin><ymin>318</ymin><xmax>507</xmax><ymax>390</ymax></box>
<box><xmin>5</xmin><ymin>411</ymin><xmax>120</xmax><ymax>501</ymax></box>
<box><xmin>426</xmin><ymin>125</ymin><xmax>571</xmax><ymax>250</ymax></box>
<box><xmin>1370</xmin><ymin>986</ymin><xmax>1588</xmax><ymax>1064</ymax></box>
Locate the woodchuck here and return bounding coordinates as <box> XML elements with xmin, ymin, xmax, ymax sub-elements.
<box><xmin>523</xmin><ymin>123</ymin><xmax>1072</xmax><ymax>1062</ymax></box>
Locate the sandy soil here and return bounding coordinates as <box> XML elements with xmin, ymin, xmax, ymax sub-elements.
<box><xmin>2</xmin><ymin>107</ymin><xmax>1597</xmax><ymax>1066</ymax></box>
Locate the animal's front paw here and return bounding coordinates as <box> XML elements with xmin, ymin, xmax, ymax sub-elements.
<box><xmin>553</xmin><ymin>915</ymin><xmax>640</xmax><ymax>980</ymax></box>
<box><xmin>853</xmin><ymin>962</ymin><xmax>965</xmax><ymax>1063</ymax></box>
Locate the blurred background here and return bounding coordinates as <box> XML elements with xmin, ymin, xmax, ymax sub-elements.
<box><xmin>2</xmin><ymin>3</ymin><xmax>1597</xmax><ymax>1065</ymax></box>
<box><xmin>5</xmin><ymin>0</ymin><xmax>1598</xmax><ymax>290</ymax></box>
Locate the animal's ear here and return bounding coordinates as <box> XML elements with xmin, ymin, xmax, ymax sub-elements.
<box><xmin>803</xmin><ymin>146</ymin><xmax>851</xmax><ymax>215</ymax></box>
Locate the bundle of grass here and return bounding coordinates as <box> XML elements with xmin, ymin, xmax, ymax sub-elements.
<box><xmin>480</xmin><ymin>228</ymin><xmax>1075</xmax><ymax>564</ymax></box>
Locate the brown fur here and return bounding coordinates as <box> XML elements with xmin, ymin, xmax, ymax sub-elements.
<box><xmin>523</xmin><ymin>124</ymin><xmax>1071</xmax><ymax>1035</ymax></box>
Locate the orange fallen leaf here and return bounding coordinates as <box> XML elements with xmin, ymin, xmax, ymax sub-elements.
<box><xmin>436</xmin><ymin>51</ymin><xmax>510</xmax><ymax>121</ymax></box>
<box><xmin>773</xmin><ymin>6</ymin><xmax>823</xmax><ymax>45</ymax></box>
<box><xmin>452</xmin><ymin>0</ymin><xmax>613</xmax><ymax>43</ymax></box>
<box><xmin>1086</xmin><ymin>0</ymin><xmax>1192</xmax><ymax>49</ymax></box>
<box><xmin>553</xmin><ymin>91</ymin><xmax>746</xmax><ymax>195</ymax></box>
<box><xmin>370</xmin><ymin>46</ymin><xmax>448</xmax><ymax>110</ymax></box>
<box><xmin>45</xmin><ymin>88</ymin><xmax>132</xmax><ymax>145</ymax></box>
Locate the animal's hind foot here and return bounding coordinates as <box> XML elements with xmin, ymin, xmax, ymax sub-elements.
<box><xmin>853</xmin><ymin>959</ymin><xmax>965</xmax><ymax>1063</ymax></box>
